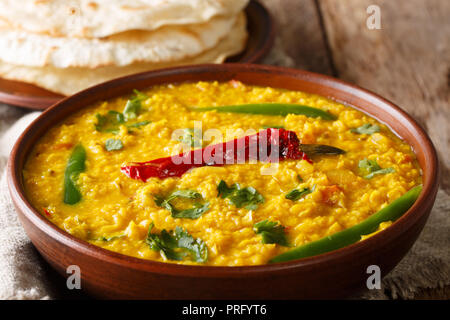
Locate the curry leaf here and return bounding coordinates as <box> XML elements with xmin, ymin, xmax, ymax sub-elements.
<box><xmin>351</xmin><ymin>123</ymin><xmax>380</xmax><ymax>135</ymax></box>
<box><xmin>253</xmin><ymin>220</ymin><xmax>289</xmax><ymax>246</ymax></box>
<box><xmin>146</xmin><ymin>223</ymin><xmax>208</xmax><ymax>263</ymax></box>
<box><xmin>105</xmin><ymin>138</ymin><xmax>123</xmax><ymax>151</ymax></box>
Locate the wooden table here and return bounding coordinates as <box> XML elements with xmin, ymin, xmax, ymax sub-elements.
<box><xmin>260</xmin><ymin>0</ymin><xmax>449</xmax><ymax>299</ymax></box>
<box><xmin>0</xmin><ymin>0</ymin><xmax>447</xmax><ymax>300</ymax></box>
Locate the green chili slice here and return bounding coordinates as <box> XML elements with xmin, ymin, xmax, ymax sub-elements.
<box><xmin>63</xmin><ymin>144</ymin><xmax>86</xmax><ymax>205</ymax></box>
<box><xmin>192</xmin><ymin>103</ymin><xmax>337</xmax><ymax>120</ymax></box>
<box><xmin>269</xmin><ymin>185</ymin><xmax>422</xmax><ymax>263</ymax></box>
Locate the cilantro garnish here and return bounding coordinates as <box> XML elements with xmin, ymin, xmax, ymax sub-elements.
<box><xmin>123</xmin><ymin>100</ymin><xmax>140</xmax><ymax>121</ymax></box>
<box><xmin>98</xmin><ymin>234</ymin><xmax>125</xmax><ymax>242</ymax></box>
<box><xmin>358</xmin><ymin>159</ymin><xmax>395</xmax><ymax>179</ymax></box>
<box><xmin>217</xmin><ymin>180</ymin><xmax>264</xmax><ymax>210</ymax></box>
<box><xmin>285</xmin><ymin>186</ymin><xmax>314</xmax><ymax>201</ymax></box>
<box><xmin>126</xmin><ymin>121</ymin><xmax>150</xmax><ymax>129</ymax></box>
<box><xmin>105</xmin><ymin>138</ymin><xmax>123</xmax><ymax>151</ymax></box>
<box><xmin>176</xmin><ymin>128</ymin><xmax>202</xmax><ymax>148</ymax></box>
<box><xmin>154</xmin><ymin>190</ymin><xmax>210</xmax><ymax>219</ymax></box>
<box><xmin>217</xmin><ymin>180</ymin><xmax>238</xmax><ymax>198</ymax></box>
<box><xmin>146</xmin><ymin>222</ymin><xmax>208</xmax><ymax>263</ymax></box>
<box><xmin>262</xmin><ymin>125</ymin><xmax>285</xmax><ymax>129</ymax></box>
<box><xmin>123</xmin><ymin>89</ymin><xmax>149</xmax><ymax>121</ymax></box>
<box><xmin>351</xmin><ymin>123</ymin><xmax>380</xmax><ymax>135</ymax></box>
<box><xmin>94</xmin><ymin>90</ymin><xmax>150</xmax><ymax>134</ymax></box>
<box><xmin>95</xmin><ymin>110</ymin><xmax>150</xmax><ymax>134</ymax></box>
<box><xmin>95</xmin><ymin>110</ymin><xmax>125</xmax><ymax>134</ymax></box>
<box><xmin>253</xmin><ymin>220</ymin><xmax>289</xmax><ymax>246</ymax></box>
<box><xmin>132</xmin><ymin>89</ymin><xmax>149</xmax><ymax>101</ymax></box>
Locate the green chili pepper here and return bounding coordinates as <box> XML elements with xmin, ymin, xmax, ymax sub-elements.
<box><xmin>63</xmin><ymin>144</ymin><xmax>86</xmax><ymax>205</ymax></box>
<box><xmin>192</xmin><ymin>103</ymin><xmax>337</xmax><ymax>120</ymax></box>
<box><xmin>269</xmin><ymin>185</ymin><xmax>422</xmax><ymax>263</ymax></box>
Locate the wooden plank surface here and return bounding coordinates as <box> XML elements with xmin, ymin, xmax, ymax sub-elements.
<box><xmin>260</xmin><ymin>0</ymin><xmax>333</xmax><ymax>74</ymax></box>
<box><xmin>317</xmin><ymin>0</ymin><xmax>449</xmax><ymax>300</ymax></box>
<box><xmin>318</xmin><ymin>0</ymin><xmax>450</xmax><ymax>193</ymax></box>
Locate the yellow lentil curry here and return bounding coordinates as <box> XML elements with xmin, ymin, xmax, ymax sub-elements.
<box><xmin>23</xmin><ymin>81</ymin><xmax>422</xmax><ymax>266</ymax></box>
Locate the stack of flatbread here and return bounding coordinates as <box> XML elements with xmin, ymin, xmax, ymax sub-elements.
<box><xmin>0</xmin><ymin>0</ymin><xmax>249</xmax><ymax>95</ymax></box>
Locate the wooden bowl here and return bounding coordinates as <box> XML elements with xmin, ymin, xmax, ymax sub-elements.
<box><xmin>7</xmin><ymin>64</ymin><xmax>439</xmax><ymax>299</ymax></box>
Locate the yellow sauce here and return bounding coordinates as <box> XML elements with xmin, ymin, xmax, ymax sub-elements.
<box><xmin>23</xmin><ymin>81</ymin><xmax>422</xmax><ymax>266</ymax></box>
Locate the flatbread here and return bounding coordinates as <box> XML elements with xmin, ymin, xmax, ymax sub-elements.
<box><xmin>0</xmin><ymin>0</ymin><xmax>249</xmax><ymax>38</ymax></box>
<box><xmin>0</xmin><ymin>13</ymin><xmax>241</xmax><ymax>68</ymax></box>
<box><xmin>0</xmin><ymin>16</ymin><xmax>247</xmax><ymax>96</ymax></box>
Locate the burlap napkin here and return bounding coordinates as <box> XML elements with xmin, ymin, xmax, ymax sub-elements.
<box><xmin>0</xmin><ymin>43</ymin><xmax>448</xmax><ymax>299</ymax></box>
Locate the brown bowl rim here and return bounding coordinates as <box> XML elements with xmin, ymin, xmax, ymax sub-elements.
<box><xmin>7</xmin><ymin>63</ymin><xmax>439</xmax><ymax>278</ymax></box>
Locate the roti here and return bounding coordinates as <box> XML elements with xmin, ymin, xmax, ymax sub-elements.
<box><xmin>0</xmin><ymin>15</ymin><xmax>247</xmax><ymax>95</ymax></box>
<box><xmin>0</xmin><ymin>0</ymin><xmax>249</xmax><ymax>38</ymax></box>
<box><xmin>0</xmin><ymin>13</ymin><xmax>241</xmax><ymax>68</ymax></box>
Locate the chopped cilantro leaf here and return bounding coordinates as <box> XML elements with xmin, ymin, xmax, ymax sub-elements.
<box><xmin>95</xmin><ymin>110</ymin><xmax>125</xmax><ymax>134</ymax></box>
<box><xmin>285</xmin><ymin>187</ymin><xmax>313</xmax><ymax>201</ymax></box>
<box><xmin>364</xmin><ymin>167</ymin><xmax>395</xmax><ymax>179</ymax></box>
<box><xmin>359</xmin><ymin>159</ymin><xmax>395</xmax><ymax>179</ymax></box>
<box><xmin>217</xmin><ymin>180</ymin><xmax>238</xmax><ymax>198</ymax></box>
<box><xmin>262</xmin><ymin>125</ymin><xmax>285</xmax><ymax>129</ymax></box>
<box><xmin>123</xmin><ymin>90</ymin><xmax>149</xmax><ymax>121</ymax></box>
<box><xmin>132</xmin><ymin>89</ymin><xmax>149</xmax><ymax>101</ymax></box>
<box><xmin>126</xmin><ymin>120</ymin><xmax>150</xmax><ymax>129</ymax></box>
<box><xmin>217</xmin><ymin>180</ymin><xmax>264</xmax><ymax>210</ymax></box>
<box><xmin>146</xmin><ymin>222</ymin><xmax>208</xmax><ymax>263</ymax></box>
<box><xmin>123</xmin><ymin>99</ymin><xmax>141</xmax><ymax>121</ymax></box>
<box><xmin>105</xmin><ymin>138</ymin><xmax>123</xmax><ymax>151</ymax></box>
<box><xmin>154</xmin><ymin>190</ymin><xmax>209</xmax><ymax>219</ymax></box>
<box><xmin>351</xmin><ymin>123</ymin><xmax>380</xmax><ymax>135</ymax></box>
<box><xmin>177</xmin><ymin>128</ymin><xmax>202</xmax><ymax>148</ymax></box>
<box><xmin>253</xmin><ymin>220</ymin><xmax>289</xmax><ymax>246</ymax></box>
<box><xmin>98</xmin><ymin>234</ymin><xmax>125</xmax><ymax>242</ymax></box>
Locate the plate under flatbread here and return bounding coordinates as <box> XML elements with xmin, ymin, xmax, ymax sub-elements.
<box><xmin>0</xmin><ymin>1</ymin><xmax>274</xmax><ymax>110</ymax></box>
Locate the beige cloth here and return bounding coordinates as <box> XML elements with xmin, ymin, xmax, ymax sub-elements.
<box><xmin>0</xmin><ymin>42</ymin><xmax>448</xmax><ymax>299</ymax></box>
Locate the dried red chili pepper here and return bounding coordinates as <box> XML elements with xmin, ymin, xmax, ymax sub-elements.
<box><xmin>42</xmin><ymin>208</ymin><xmax>52</xmax><ymax>217</ymax></box>
<box><xmin>121</xmin><ymin>128</ymin><xmax>344</xmax><ymax>181</ymax></box>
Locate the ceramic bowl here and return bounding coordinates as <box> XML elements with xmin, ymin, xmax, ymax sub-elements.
<box><xmin>7</xmin><ymin>64</ymin><xmax>439</xmax><ymax>299</ymax></box>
